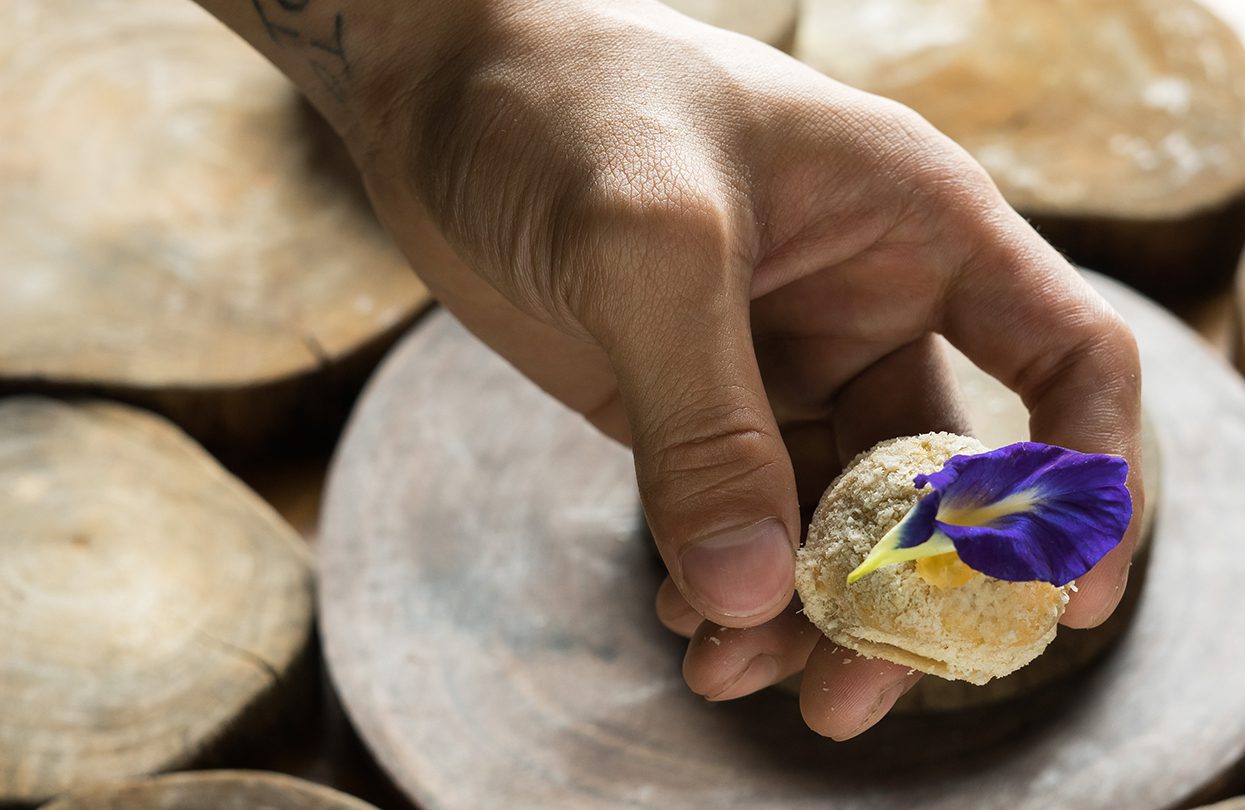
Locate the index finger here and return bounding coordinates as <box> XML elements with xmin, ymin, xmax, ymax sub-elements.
<box><xmin>937</xmin><ymin>208</ymin><xmax>1143</xmax><ymax>628</ymax></box>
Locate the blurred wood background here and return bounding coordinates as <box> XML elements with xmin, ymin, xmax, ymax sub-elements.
<box><xmin>5</xmin><ymin>0</ymin><xmax>1245</xmax><ymax>808</ymax></box>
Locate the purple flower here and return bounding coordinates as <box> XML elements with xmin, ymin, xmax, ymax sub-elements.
<box><xmin>847</xmin><ymin>442</ymin><xmax>1132</xmax><ymax>587</ymax></box>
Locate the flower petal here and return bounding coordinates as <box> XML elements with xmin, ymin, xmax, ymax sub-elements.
<box><xmin>845</xmin><ymin>495</ymin><xmax>951</xmax><ymax>583</ymax></box>
<box><xmin>847</xmin><ymin>441</ymin><xmax>1132</xmax><ymax>586</ymax></box>
<box><xmin>931</xmin><ymin>443</ymin><xmax>1132</xmax><ymax>585</ymax></box>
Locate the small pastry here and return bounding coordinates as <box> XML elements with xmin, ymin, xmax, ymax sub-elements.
<box><xmin>795</xmin><ymin>432</ymin><xmax>1131</xmax><ymax>685</ymax></box>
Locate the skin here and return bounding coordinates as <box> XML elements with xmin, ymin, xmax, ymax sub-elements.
<box><xmin>198</xmin><ymin>0</ymin><xmax>1143</xmax><ymax>739</ymax></box>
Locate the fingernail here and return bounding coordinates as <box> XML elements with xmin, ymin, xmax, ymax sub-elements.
<box><xmin>832</xmin><ymin>677</ymin><xmax>911</xmax><ymax>742</ymax></box>
<box><xmin>679</xmin><ymin>518</ymin><xmax>793</xmax><ymax>619</ymax></box>
<box><xmin>707</xmin><ymin>654</ymin><xmax>781</xmax><ymax>701</ymax></box>
<box><xmin>1089</xmin><ymin>564</ymin><xmax>1131</xmax><ymax>627</ymax></box>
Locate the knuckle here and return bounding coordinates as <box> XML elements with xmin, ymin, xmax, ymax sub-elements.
<box><xmin>812</xmin><ymin>94</ymin><xmax>1004</xmax><ymax>233</ymax></box>
<box><xmin>556</xmin><ymin>163</ymin><xmax>741</xmax><ymax>335</ymax></box>
<box><xmin>1089</xmin><ymin>312</ymin><xmax>1142</xmax><ymax>389</ymax></box>
<box><xmin>640</xmin><ymin>393</ymin><xmax>783</xmax><ymax>512</ymax></box>
<box><xmin>865</xmin><ymin>100</ymin><xmax>996</xmax><ymax>195</ymax></box>
<box><xmin>1015</xmin><ymin>305</ymin><xmax>1141</xmax><ymax>406</ymax></box>
<box><xmin>582</xmin><ymin>178</ymin><xmax>735</xmax><ymax>266</ymax></box>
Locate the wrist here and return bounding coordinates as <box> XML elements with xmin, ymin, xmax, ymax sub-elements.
<box><xmin>348</xmin><ymin>0</ymin><xmax>564</xmax><ymax>152</ymax></box>
<box><xmin>354</xmin><ymin>0</ymin><xmax>678</xmax><ymax>198</ymax></box>
<box><xmin>194</xmin><ymin>0</ymin><xmax>546</xmax><ymax>150</ymax></box>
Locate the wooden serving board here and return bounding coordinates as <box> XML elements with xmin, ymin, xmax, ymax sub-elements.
<box><xmin>320</xmin><ymin>273</ymin><xmax>1245</xmax><ymax>810</ymax></box>
<box><xmin>0</xmin><ymin>399</ymin><xmax>314</xmax><ymax>805</ymax></box>
<box><xmin>1196</xmin><ymin>798</ymin><xmax>1245</xmax><ymax>810</ymax></box>
<box><xmin>42</xmin><ymin>771</ymin><xmax>378</xmax><ymax>810</ymax></box>
<box><xmin>795</xmin><ymin>0</ymin><xmax>1245</xmax><ymax>301</ymax></box>
<box><xmin>0</xmin><ymin>0</ymin><xmax>431</xmax><ymax>456</ymax></box>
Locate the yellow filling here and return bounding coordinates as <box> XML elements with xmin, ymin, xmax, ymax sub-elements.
<box><xmin>916</xmin><ymin>552</ymin><xmax>977</xmax><ymax>588</ymax></box>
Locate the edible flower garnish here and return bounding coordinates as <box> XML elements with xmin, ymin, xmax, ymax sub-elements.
<box><xmin>847</xmin><ymin>442</ymin><xmax>1132</xmax><ymax>587</ymax></box>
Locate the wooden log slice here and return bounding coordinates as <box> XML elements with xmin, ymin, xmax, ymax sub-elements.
<box><xmin>0</xmin><ymin>399</ymin><xmax>314</xmax><ymax>805</ymax></box>
<box><xmin>41</xmin><ymin>771</ymin><xmax>378</xmax><ymax>810</ymax></box>
<box><xmin>0</xmin><ymin>0</ymin><xmax>431</xmax><ymax>456</ymax></box>
<box><xmin>795</xmin><ymin>0</ymin><xmax>1245</xmax><ymax>300</ymax></box>
<box><xmin>1199</xmin><ymin>0</ymin><xmax>1245</xmax><ymax>42</ymax></box>
<box><xmin>1195</xmin><ymin>799</ymin><xmax>1245</xmax><ymax>810</ymax></box>
<box><xmin>661</xmin><ymin>0</ymin><xmax>800</xmax><ymax>51</ymax></box>
<box><xmin>320</xmin><ymin>272</ymin><xmax>1245</xmax><ymax>810</ymax></box>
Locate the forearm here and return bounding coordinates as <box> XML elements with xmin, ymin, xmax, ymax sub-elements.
<box><xmin>190</xmin><ymin>0</ymin><xmax>507</xmax><ymax>143</ymax></box>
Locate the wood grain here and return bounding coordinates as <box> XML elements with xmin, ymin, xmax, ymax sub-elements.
<box><xmin>796</xmin><ymin>0</ymin><xmax>1245</xmax><ymax>300</ymax></box>
<box><xmin>0</xmin><ymin>399</ymin><xmax>314</xmax><ymax>805</ymax></box>
<box><xmin>319</xmin><ymin>272</ymin><xmax>1245</xmax><ymax>809</ymax></box>
<box><xmin>0</xmin><ymin>0</ymin><xmax>431</xmax><ymax>455</ymax></box>
<box><xmin>1199</xmin><ymin>0</ymin><xmax>1245</xmax><ymax>41</ymax></box>
<box><xmin>1195</xmin><ymin>798</ymin><xmax>1245</xmax><ymax>810</ymax></box>
<box><xmin>41</xmin><ymin>771</ymin><xmax>378</xmax><ymax>810</ymax></box>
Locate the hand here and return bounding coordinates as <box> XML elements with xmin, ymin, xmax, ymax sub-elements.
<box><xmin>349</xmin><ymin>0</ymin><xmax>1143</xmax><ymax>738</ymax></box>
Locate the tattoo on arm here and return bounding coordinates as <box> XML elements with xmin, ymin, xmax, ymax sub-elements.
<box><xmin>251</xmin><ymin>0</ymin><xmax>300</xmax><ymax>43</ymax></box>
<box><xmin>251</xmin><ymin>0</ymin><xmax>351</xmax><ymax>103</ymax></box>
<box><xmin>310</xmin><ymin>61</ymin><xmax>348</xmax><ymax>104</ymax></box>
<box><xmin>310</xmin><ymin>13</ymin><xmax>350</xmax><ymax>74</ymax></box>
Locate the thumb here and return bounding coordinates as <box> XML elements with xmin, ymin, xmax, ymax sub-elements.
<box><xmin>602</xmin><ymin>265</ymin><xmax>799</xmax><ymax>629</ymax></box>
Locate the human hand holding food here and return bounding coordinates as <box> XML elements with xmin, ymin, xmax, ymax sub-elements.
<box><xmin>196</xmin><ymin>0</ymin><xmax>1143</xmax><ymax>738</ymax></box>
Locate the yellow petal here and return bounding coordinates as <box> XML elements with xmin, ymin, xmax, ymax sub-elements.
<box><xmin>916</xmin><ymin>552</ymin><xmax>977</xmax><ymax>588</ymax></box>
<box><xmin>846</xmin><ymin>527</ymin><xmax>956</xmax><ymax>584</ymax></box>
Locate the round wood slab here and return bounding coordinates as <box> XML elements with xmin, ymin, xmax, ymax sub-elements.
<box><xmin>0</xmin><ymin>399</ymin><xmax>314</xmax><ymax>804</ymax></box>
<box><xmin>1197</xmin><ymin>799</ymin><xmax>1245</xmax><ymax>810</ymax></box>
<box><xmin>1200</xmin><ymin>0</ymin><xmax>1245</xmax><ymax>42</ymax></box>
<box><xmin>1</xmin><ymin>0</ymin><xmax>430</xmax><ymax>452</ymax></box>
<box><xmin>321</xmin><ymin>273</ymin><xmax>1245</xmax><ymax>810</ymax></box>
<box><xmin>795</xmin><ymin>0</ymin><xmax>1245</xmax><ymax>299</ymax></box>
<box><xmin>42</xmin><ymin>771</ymin><xmax>378</xmax><ymax>810</ymax></box>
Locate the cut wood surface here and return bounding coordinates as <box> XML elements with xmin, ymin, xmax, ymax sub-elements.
<box><xmin>1195</xmin><ymin>798</ymin><xmax>1245</xmax><ymax>810</ymax></box>
<box><xmin>0</xmin><ymin>399</ymin><xmax>314</xmax><ymax>805</ymax></box>
<box><xmin>320</xmin><ymin>272</ymin><xmax>1245</xmax><ymax>810</ymax></box>
<box><xmin>0</xmin><ymin>0</ymin><xmax>431</xmax><ymax>451</ymax></box>
<box><xmin>796</xmin><ymin>0</ymin><xmax>1245</xmax><ymax>298</ymax></box>
<box><xmin>41</xmin><ymin>771</ymin><xmax>378</xmax><ymax>810</ymax></box>
<box><xmin>1199</xmin><ymin>0</ymin><xmax>1245</xmax><ymax>40</ymax></box>
<box><xmin>231</xmin><ymin>671</ymin><xmax>420</xmax><ymax>810</ymax></box>
<box><xmin>662</xmin><ymin>0</ymin><xmax>800</xmax><ymax>51</ymax></box>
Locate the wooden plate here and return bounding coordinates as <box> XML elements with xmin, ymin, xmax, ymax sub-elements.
<box><xmin>42</xmin><ymin>771</ymin><xmax>378</xmax><ymax>810</ymax></box>
<box><xmin>0</xmin><ymin>0</ymin><xmax>431</xmax><ymax>454</ymax></box>
<box><xmin>0</xmin><ymin>400</ymin><xmax>314</xmax><ymax>804</ymax></box>
<box><xmin>321</xmin><ymin>273</ymin><xmax>1245</xmax><ymax>809</ymax></box>
<box><xmin>795</xmin><ymin>0</ymin><xmax>1245</xmax><ymax>300</ymax></box>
